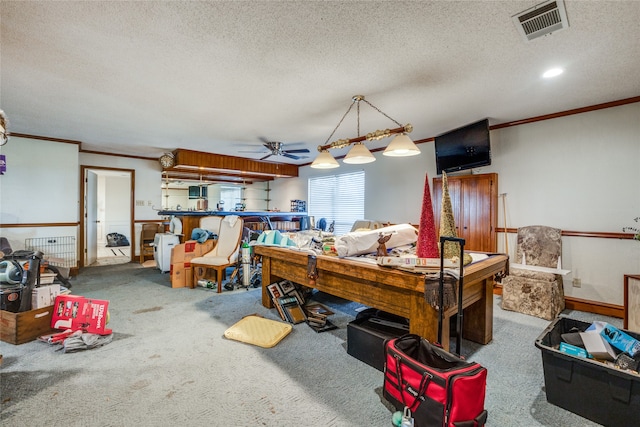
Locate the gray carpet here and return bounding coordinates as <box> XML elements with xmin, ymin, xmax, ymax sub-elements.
<box><xmin>0</xmin><ymin>263</ymin><xmax>620</xmax><ymax>426</ymax></box>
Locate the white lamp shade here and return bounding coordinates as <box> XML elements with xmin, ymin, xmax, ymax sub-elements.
<box><xmin>310</xmin><ymin>150</ymin><xmax>340</xmax><ymax>169</ymax></box>
<box><xmin>343</xmin><ymin>143</ymin><xmax>376</xmax><ymax>164</ymax></box>
<box><xmin>383</xmin><ymin>134</ymin><xmax>420</xmax><ymax>157</ymax></box>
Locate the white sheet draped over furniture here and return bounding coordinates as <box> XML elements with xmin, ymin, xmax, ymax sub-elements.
<box><xmin>334</xmin><ymin>223</ymin><xmax>418</xmax><ymax>258</ymax></box>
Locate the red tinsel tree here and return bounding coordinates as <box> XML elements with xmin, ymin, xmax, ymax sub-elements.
<box><xmin>416</xmin><ymin>172</ymin><xmax>440</xmax><ymax>258</ymax></box>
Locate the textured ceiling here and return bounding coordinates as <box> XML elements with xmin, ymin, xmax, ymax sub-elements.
<box><xmin>1</xmin><ymin>1</ymin><xmax>639</xmax><ymax>165</ymax></box>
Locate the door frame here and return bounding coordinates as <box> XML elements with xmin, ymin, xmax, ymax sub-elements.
<box><xmin>80</xmin><ymin>165</ymin><xmax>135</xmax><ymax>268</ymax></box>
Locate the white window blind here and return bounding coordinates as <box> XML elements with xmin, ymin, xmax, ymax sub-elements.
<box><xmin>308</xmin><ymin>171</ymin><xmax>365</xmax><ymax>235</ymax></box>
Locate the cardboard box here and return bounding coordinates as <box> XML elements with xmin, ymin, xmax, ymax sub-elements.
<box><xmin>580</xmin><ymin>330</ymin><xmax>617</xmax><ymax>360</ymax></box>
<box><xmin>185</xmin><ymin>266</ymin><xmax>193</xmax><ymax>288</ymax></box>
<box><xmin>199</xmin><ymin>239</ymin><xmax>215</xmax><ymax>255</ymax></box>
<box><xmin>171</xmin><ymin>240</ymin><xmax>214</xmax><ymax>264</ymax></box>
<box><xmin>598</xmin><ymin>323</ymin><xmax>640</xmax><ymax>357</ymax></box>
<box><xmin>535</xmin><ymin>317</ymin><xmax>640</xmax><ymax>426</ymax></box>
<box><xmin>170</xmin><ymin>262</ymin><xmax>187</xmax><ymax>288</ymax></box>
<box><xmin>51</xmin><ymin>295</ymin><xmax>111</xmax><ymax>335</ymax></box>
<box><xmin>377</xmin><ymin>256</ymin><xmax>459</xmax><ymax>268</ymax></box>
<box><xmin>559</xmin><ymin>342</ymin><xmax>589</xmax><ymax>359</ymax></box>
<box><xmin>0</xmin><ymin>306</ymin><xmax>55</xmax><ymax>344</ymax></box>
<box><xmin>170</xmin><ymin>240</ymin><xmax>214</xmax><ymax>288</ymax></box>
<box><xmin>31</xmin><ymin>284</ymin><xmax>61</xmax><ymax>309</ymax></box>
<box><xmin>170</xmin><ymin>242</ymin><xmax>186</xmax><ymax>264</ymax></box>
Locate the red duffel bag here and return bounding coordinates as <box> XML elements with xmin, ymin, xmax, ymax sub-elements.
<box><xmin>383</xmin><ymin>334</ymin><xmax>488</xmax><ymax>427</ymax></box>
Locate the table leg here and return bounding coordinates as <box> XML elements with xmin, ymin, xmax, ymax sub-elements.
<box><xmin>261</xmin><ymin>256</ymin><xmax>274</xmax><ymax>308</ymax></box>
<box><xmin>462</xmin><ymin>278</ymin><xmax>493</xmax><ymax>345</ymax></box>
<box><xmin>409</xmin><ymin>294</ymin><xmax>449</xmax><ymax>350</ymax></box>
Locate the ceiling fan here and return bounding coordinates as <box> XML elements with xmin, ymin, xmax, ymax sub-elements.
<box><xmin>240</xmin><ymin>138</ymin><xmax>310</xmax><ymax>161</ymax></box>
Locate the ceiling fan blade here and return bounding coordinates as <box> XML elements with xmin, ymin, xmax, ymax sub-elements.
<box><xmin>260</xmin><ymin>154</ymin><xmax>273</xmax><ymax>160</ymax></box>
<box><xmin>283</xmin><ymin>148</ymin><xmax>310</xmax><ymax>154</ymax></box>
<box><xmin>282</xmin><ymin>153</ymin><xmax>302</xmax><ymax>160</ymax></box>
<box><xmin>258</xmin><ymin>137</ymin><xmax>271</xmax><ymax>144</ymax></box>
<box><xmin>238</xmin><ymin>150</ymin><xmax>268</xmax><ymax>153</ymax></box>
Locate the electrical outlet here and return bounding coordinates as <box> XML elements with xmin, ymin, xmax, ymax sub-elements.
<box><xmin>135</xmin><ymin>200</ymin><xmax>145</xmax><ymax>207</ymax></box>
<box><xmin>572</xmin><ymin>278</ymin><xmax>581</xmax><ymax>288</ymax></box>
<box><xmin>147</xmin><ymin>201</ymin><xmax>153</xmax><ymax>206</ymax></box>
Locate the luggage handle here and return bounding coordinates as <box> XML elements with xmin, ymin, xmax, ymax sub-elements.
<box><xmin>393</xmin><ymin>354</ymin><xmax>432</xmax><ymax>411</ymax></box>
<box><xmin>438</xmin><ymin>236</ymin><xmax>465</xmax><ymax>355</ymax></box>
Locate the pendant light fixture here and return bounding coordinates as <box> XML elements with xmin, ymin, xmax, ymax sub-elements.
<box><xmin>310</xmin><ymin>150</ymin><xmax>340</xmax><ymax>169</ymax></box>
<box><xmin>344</xmin><ymin>142</ymin><xmax>375</xmax><ymax>164</ymax></box>
<box><xmin>383</xmin><ymin>133</ymin><xmax>421</xmax><ymax>157</ymax></box>
<box><xmin>311</xmin><ymin>95</ymin><xmax>418</xmax><ymax>169</ymax></box>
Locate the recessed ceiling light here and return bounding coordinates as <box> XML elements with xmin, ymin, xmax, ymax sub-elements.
<box><xmin>543</xmin><ymin>68</ymin><xmax>564</xmax><ymax>78</ymax></box>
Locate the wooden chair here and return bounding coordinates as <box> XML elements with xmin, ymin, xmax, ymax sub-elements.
<box><xmin>140</xmin><ymin>223</ymin><xmax>162</xmax><ymax>264</ymax></box>
<box><xmin>191</xmin><ymin>217</ymin><xmax>244</xmax><ymax>293</ymax></box>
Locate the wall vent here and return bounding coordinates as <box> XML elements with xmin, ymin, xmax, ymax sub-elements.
<box><xmin>512</xmin><ymin>0</ymin><xmax>569</xmax><ymax>42</ymax></box>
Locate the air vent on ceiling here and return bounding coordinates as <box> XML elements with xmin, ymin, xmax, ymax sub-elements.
<box><xmin>512</xmin><ymin>0</ymin><xmax>569</xmax><ymax>42</ymax></box>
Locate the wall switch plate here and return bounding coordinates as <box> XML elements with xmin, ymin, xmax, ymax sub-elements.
<box><xmin>572</xmin><ymin>278</ymin><xmax>581</xmax><ymax>288</ymax></box>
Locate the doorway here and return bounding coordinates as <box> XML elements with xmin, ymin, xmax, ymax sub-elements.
<box><xmin>80</xmin><ymin>166</ymin><xmax>135</xmax><ymax>267</ymax></box>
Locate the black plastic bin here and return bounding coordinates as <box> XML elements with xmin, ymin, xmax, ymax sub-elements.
<box><xmin>535</xmin><ymin>316</ymin><xmax>640</xmax><ymax>427</ymax></box>
<box><xmin>347</xmin><ymin>309</ymin><xmax>409</xmax><ymax>371</ymax></box>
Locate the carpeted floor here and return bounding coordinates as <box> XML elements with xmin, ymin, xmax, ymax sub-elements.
<box><xmin>0</xmin><ymin>262</ymin><xmax>619</xmax><ymax>426</ymax></box>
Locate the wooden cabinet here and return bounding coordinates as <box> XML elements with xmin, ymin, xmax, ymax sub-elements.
<box><xmin>432</xmin><ymin>173</ymin><xmax>498</xmax><ymax>253</ymax></box>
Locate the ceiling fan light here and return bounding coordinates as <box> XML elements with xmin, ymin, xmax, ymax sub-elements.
<box><xmin>383</xmin><ymin>133</ymin><xmax>420</xmax><ymax>157</ymax></box>
<box><xmin>343</xmin><ymin>143</ymin><xmax>376</xmax><ymax>164</ymax></box>
<box><xmin>310</xmin><ymin>150</ymin><xmax>340</xmax><ymax>169</ymax></box>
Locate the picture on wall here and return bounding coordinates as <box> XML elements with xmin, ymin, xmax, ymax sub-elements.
<box><xmin>624</xmin><ymin>274</ymin><xmax>640</xmax><ymax>333</ymax></box>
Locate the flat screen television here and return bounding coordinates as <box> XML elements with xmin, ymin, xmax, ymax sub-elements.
<box><xmin>434</xmin><ymin>118</ymin><xmax>491</xmax><ymax>174</ymax></box>
<box><xmin>188</xmin><ymin>185</ymin><xmax>207</xmax><ymax>199</ymax></box>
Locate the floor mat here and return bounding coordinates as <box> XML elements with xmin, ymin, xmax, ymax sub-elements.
<box><xmin>224</xmin><ymin>315</ymin><xmax>292</xmax><ymax>348</ymax></box>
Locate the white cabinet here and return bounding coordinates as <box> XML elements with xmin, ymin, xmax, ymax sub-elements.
<box><xmin>154</xmin><ymin>233</ymin><xmax>180</xmax><ymax>273</ymax></box>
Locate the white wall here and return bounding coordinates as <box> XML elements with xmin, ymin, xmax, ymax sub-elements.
<box><xmin>79</xmin><ymin>152</ymin><xmax>161</xmax><ymax>219</ymax></box>
<box><xmin>79</xmin><ymin>152</ymin><xmax>163</xmax><ymax>257</ymax></box>
<box><xmin>0</xmin><ymin>137</ymin><xmax>79</xmax><ymax>255</ymax></box>
<box><xmin>488</xmin><ymin>103</ymin><xmax>640</xmax><ymax>231</ymax></box>
<box><xmin>244</xmin><ymin>181</ymin><xmax>274</xmax><ymax>211</ymax></box>
<box><xmin>485</xmin><ymin>102</ymin><xmax>640</xmax><ymax>304</ymax></box>
<box><xmin>163</xmin><ymin>188</ymin><xmax>189</xmax><ymax>210</ymax></box>
<box><xmin>270</xmin><ymin>102</ymin><xmax>640</xmax><ymax>306</ymax></box>
<box><xmin>103</xmin><ymin>175</ymin><xmax>131</xmax><ymax>238</ymax></box>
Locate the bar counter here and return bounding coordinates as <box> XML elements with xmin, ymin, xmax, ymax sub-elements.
<box><xmin>157</xmin><ymin>210</ymin><xmax>308</xmax><ymax>240</ymax></box>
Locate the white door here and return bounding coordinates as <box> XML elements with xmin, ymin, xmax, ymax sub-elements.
<box><xmin>86</xmin><ymin>170</ymin><xmax>98</xmax><ymax>265</ymax></box>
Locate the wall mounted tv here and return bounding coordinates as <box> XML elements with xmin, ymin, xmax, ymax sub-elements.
<box><xmin>188</xmin><ymin>185</ymin><xmax>207</xmax><ymax>199</ymax></box>
<box><xmin>434</xmin><ymin>118</ymin><xmax>491</xmax><ymax>174</ymax></box>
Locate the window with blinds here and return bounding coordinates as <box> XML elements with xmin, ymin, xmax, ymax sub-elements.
<box><xmin>308</xmin><ymin>171</ymin><xmax>365</xmax><ymax>235</ymax></box>
<box><xmin>220</xmin><ymin>185</ymin><xmax>242</xmax><ymax>209</ymax></box>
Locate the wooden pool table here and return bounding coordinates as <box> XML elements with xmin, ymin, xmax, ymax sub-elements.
<box><xmin>255</xmin><ymin>245</ymin><xmax>508</xmax><ymax>351</ymax></box>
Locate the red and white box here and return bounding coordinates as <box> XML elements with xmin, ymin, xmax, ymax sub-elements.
<box><xmin>51</xmin><ymin>295</ymin><xmax>111</xmax><ymax>335</ymax></box>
